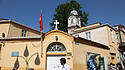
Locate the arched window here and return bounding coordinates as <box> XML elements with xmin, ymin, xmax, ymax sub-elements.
<box><xmin>71</xmin><ymin>18</ymin><xmax>73</xmax><ymax>24</ymax></box>
<box><xmin>47</xmin><ymin>43</ymin><xmax>66</xmax><ymax>52</ymax></box>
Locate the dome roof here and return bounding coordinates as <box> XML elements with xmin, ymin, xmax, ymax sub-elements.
<box><xmin>70</xmin><ymin>10</ymin><xmax>78</xmax><ymax>15</ymax></box>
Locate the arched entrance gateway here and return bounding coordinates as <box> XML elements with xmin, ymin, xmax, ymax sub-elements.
<box><xmin>46</xmin><ymin>42</ymin><xmax>66</xmax><ymax>70</ymax></box>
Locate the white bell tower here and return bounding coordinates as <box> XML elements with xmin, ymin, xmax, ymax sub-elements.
<box><xmin>68</xmin><ymin>9</ymin><xmax>81</xmax><ymax>34</ymax></box>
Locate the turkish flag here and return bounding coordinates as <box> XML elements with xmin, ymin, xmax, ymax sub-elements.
<box><xmin>39</xmin><ymin>11</ymin><xmax>43</xmax><ymax>31</ymax></box>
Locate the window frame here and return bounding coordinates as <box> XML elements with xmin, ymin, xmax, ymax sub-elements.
<box><xmin>116</xmin><ymin>33</ymin><xmax>119</xmax><ymax>43</ymax></box>
<box><xmin>86</xmin><ymin>32</ymin><xmax>91</xmax><ymax>40</ymax></box>
<box><xmin>110</xmin><ymin>29</ymin><xmax>114</xmax><ymax>42</ymax></box>
<box><xmin>22</xmin><ymin>29</ymin><xmax>27</xmax><ymax>37</ymax></box>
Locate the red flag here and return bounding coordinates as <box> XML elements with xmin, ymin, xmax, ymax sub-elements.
<box><xmin>39</xmin><ymin>11</ymin><xmax>43</xmax><ymax>31</ymax></box>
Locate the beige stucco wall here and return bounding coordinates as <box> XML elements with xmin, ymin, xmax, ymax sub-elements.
<box><xmin>107</xmin><ymin>26</ymin><xmax>118</xmax><ymax>47</ymax></box>
<box><xmin>75</xmin><ymin>23</ymin><xmax>101</xmax><ymax>31</ymax></box>
<box><xmin>74</xmin><ymin>25</ymin><xmax>120</xmax><ymax>68</ymax></box>
<box><xmin>7</xmin><ymin>23</ymin><xmax>22</xmax><ymax>37</ymax></box>
<box><xmin>107</xmin><ymin>26</ymin><xmax>119</xmax><ymax>63</ymax></box>
<box><xmin>1</xmin><ymin>39</ymin><xmax>42</xmax><ymax>70</ymax></box>
<box><xmin>76</xmin><ymin>25</ymin><xmax>119</xmax><ymax>63</ymax></box>
<box><xmin>43</xmin><ymin>30</ymin><xmax>111</xmax><ymax>70</ymax></box>
<box><xmin>8</xmin><ymin>24</ymin><xmax>40</xmax><ymax>37</ymax></box>
<box><xmin>27</xmin><ymin>30</ymin><xmax>41</xmax><ymax>37</ymax></box>
<box><xmin>78</xmin><ymin>26</ymin><xmax>109</xmax><ymax>46</ymax></box>
<box><xmin>0</xmin><ymin>30</ymin><xmax>120</xmax><ymax>70</ymax></box>
<box><xmin>42</xmin><ymin>30</ymin><xmax>74</xmax><ymax>70</ymax></box>
<box><xmin>0</xmin><ymin>23</ymin><xmax>10</xmax><ymax>38</ymax></box>
<box><xmin>107</xmin><ymin>27</ymin><xmax>119</xmax><ymax>50</ymax></box>
<box><xmin>1</xmin><ymin>67</ymin><xmax>43</xmax><ymax>70</ymax></box>
<box><xmin>73</xmin><ymin>40</ymin><xmax>110</xmax><ymax>70</ymax></box>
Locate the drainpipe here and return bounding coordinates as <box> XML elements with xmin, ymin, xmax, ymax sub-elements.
<box><xmin>118</xmin><ymin>24</ymin><xmax>122</xmax><ymax>50</ymax></box>
<box><xmin>118</xmin><ymin>24</ymin><xmax>124</xmax><ymax>69</ymax></box>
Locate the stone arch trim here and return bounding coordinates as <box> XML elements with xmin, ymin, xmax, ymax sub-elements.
<box><xmin>45</xmin><ymin>30</ymin><xmax>74</xmax><ymax>41</ymax></box>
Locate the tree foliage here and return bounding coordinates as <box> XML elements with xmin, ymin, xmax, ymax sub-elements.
<box><xmin>50</xmin><ymin>0</ymin><xmax>88</xmax><ymax>32</ymax></box>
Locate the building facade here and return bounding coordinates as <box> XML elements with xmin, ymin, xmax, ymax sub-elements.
<box><xmin>113</xmin><ymin>24</ymin><xmax>125</xmax><ymax>69</ymax></box>
<box><xmin>0</xmin><ymin>10</ymin><xmax>124</xmax><ymax>70</ymax></box>
<box><xmin>0</xmin><ymin>30</ymin><xmax>110</xmax><ymax>70</ymax></box>
<box><xmin>0</xmin><ymin>20</ymin><xmax>41</xmax><ymax>38</ymax></box>
<box><xmin>70</xmin><ymin>23</ymin><xmax>120</xmax><ymax>66</ymax></box>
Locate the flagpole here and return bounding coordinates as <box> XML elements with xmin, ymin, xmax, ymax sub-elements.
<box><xmin>41</xmin><ymin>32</ymin><xmax>43</xmax><ymax>57</ymax></box>
<box><xmin>39</xmin><ymin>10</ymin><xmax>43</xmax><ymax>57</ymax></box>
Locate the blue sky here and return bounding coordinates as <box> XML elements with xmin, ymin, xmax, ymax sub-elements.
<box><xmin>0</xmin><ymin>0</ymin><xmax>125</xmax><ymax>32</ymax></box>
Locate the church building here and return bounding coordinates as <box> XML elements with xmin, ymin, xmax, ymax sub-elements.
<box><xmin>0</xmin><ymin>10</ymin><xmax>121</xmax><ymax>70</ymax></box>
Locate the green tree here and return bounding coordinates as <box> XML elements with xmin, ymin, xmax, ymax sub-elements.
<box><xmin>50</xmin><ymin>0</ymin><xmax>88</xmax><ymax>32</ymax></box>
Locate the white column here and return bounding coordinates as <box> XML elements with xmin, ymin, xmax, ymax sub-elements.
<box><xmin>104</xmin><ymin>56</ymin><xmax>108</xmax><ymax>70</ymax></box>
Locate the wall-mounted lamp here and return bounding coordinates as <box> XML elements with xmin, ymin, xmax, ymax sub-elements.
<box><xmin>55</xmin><ymin>36</ymin><xmax>58</xmax><ymax>41</ymax></box>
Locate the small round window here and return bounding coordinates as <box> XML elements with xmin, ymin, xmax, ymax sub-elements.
<box><xmin>47</xmin><ymin>43</ymin><xmax>66</xmax><ymax>52</ymax></box>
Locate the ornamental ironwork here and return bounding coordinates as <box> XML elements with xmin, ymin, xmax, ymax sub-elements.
<box><xmin>47</xmin><ymin>43</ymin><xmax>66</xmax><ymax>52</ymax></box>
